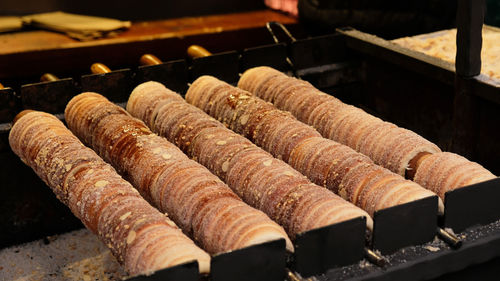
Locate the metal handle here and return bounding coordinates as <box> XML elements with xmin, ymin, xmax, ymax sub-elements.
<box><xmin>265</xmin><ymin>21</ymin><xmax>297</xmax><ymax>75</ymax></box>
<box><xmin>364</xmin><ymin>248</ymin><xmax>387</xmax><ymax>267</ymax></box>
<box><xmin>140</xmin><ymin>54</ymin><xmax>163</xmax><ymax>66</ymax></box>
<box><xmin>286</xmin><ymin>269</ymin><xmax>302</xmax><ymax>281</ymax></box>
<box><xmin>90</xmin><ymin>63</ymin><xmax>112</xmax><ymax>74</ymax></box>
<box><xmin>437</xmin><ymin>228</ymin><xmax>462</xmax><ymax>249</ymax></box>
<box><xmin>187</xmin><ymin>45</ymin><xmax>212</xmax><ymax>58</ymax></box>
<box><xmin>40</xmin><ymin>73</ymin><xmax>59</xmax><ymax>82</ymax></box>
<box><xmin>265</xmin><ymin>21</ymin><xmax>296</xmax><ymax>44</ymax></box>
<box><xmin>286</xmin><ymin>269</ymin><xmax>315</xmax><ymax>281</ymax></box>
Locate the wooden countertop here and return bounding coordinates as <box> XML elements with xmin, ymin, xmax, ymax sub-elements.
<box><xmin>0</xmin><ymin>10</ymin><xmax>298</xmax><ymax>80</ymax></box>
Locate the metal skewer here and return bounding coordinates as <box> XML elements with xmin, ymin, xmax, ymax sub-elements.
<box><xmin>40</xmin><ymin>73</ymin><xmax>59</xmax><ymax>82</ymax></box>
<box><xmin>364</xmin><ymin>248</ymin><xmax>387</xmax><ymax>267</ymax></box>
<box><xmin>286</xmin><ymin>268</ymin><xmax>316</xmax><ymax>281</ymax></box>
<box><xmin>187</xmin><ymin>45</ymin><xmax>212</xmax><ymax>58</ymax></box>
<box><xmin>437</xmin><ymin>227</ymin><xmax>462</xmax><ymax>249</ymax></box>
<box><xmin>139</xmin><ymin>53</ymin><xmax>163</xmax><ymax>66</ymax></box>
<box><xmin>91</xmin><ymin>62</ymin><xmax>112</xmax><ymax>74</ymax></box>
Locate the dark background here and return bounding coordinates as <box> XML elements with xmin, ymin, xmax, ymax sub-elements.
<box><xmin>0</xmin><ymin>0</ymin><xmax>266</xmax><ymax>20</ymax></box>
<box><xmin>1</xmin><ymin>0</ymin><xmax>498</xmax><ymax>40</ymax></box>
<box><xmin>0</xmin><ymin>0</ymin><xmax>498</xmax><ymax>27</ymax></box>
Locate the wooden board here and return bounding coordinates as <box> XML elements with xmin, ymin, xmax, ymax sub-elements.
<box><xmin>0</xmin><ymin>10</ymin><xmax>298</xmax><ymax>80</ymax></box>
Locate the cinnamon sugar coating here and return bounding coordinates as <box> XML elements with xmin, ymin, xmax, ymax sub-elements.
<box><xmin>414</xmin><ymin>152</ymin><xmax>496</xmax><ymax>200</ymax></box>
<box><xmin>67</xmin><ymin>92</ymin><xmax>293</xmax><ymax>253</ymax></box>
<box><xmin>129</xmin><ymin>81</ymin><xmax>373</xmax><ymax>236</ymax></box>
<box><xmin>9</xmin><ymin>110</ymin><xmax>210</xmax><ymax>275</ymax></box>
<box><xmin>188</xmin><ymin>76</ymin><xmax>442</xmax><ymax>216</ymax></box>
<box><xmin>238</xmin><ymin>66</ymin><xmax>441</xmax><ymax>177</ymax></box>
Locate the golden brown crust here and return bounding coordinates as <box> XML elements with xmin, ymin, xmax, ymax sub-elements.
<box><xmin>190</xmin><ymin>75</ymin><xmax>443</xmax><ymax>217</ymax></box>
<box><xmin>134</xmin><ymin>81</ymin><xmax>373</xmax><ymax>237</ymax></box>
<box><xmin>67</xmin><ymin>92</ymin><xmax>293</xmax><ymax>254</ymax></box>
<box><xmin>239</xmin><ymin>66</ymin><xmax>442</xmax><ymax>178</ymax></box>
<box><xmin>9</xmin><ymin>110</ymin><xmax>211</xmax><ymax>275</ymax></box>
<box><xmin>414</xmin><ymin>152</ymin><xmax>496</xmax><ymax>200</ymax></box>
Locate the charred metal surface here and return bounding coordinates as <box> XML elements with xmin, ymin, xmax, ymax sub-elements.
<box><xmin>136</xmin><ymin>59</ymin><xmax>189</xmax><ymax>94</ymax></box>
<box><xmin>372</xmin><ymin>196</ymin><xmax>438</xmax><ymax>255</ymax></box>
<box><xmin>211</xmin><ymin>239</ymin><xmax>286</xmax><ymax>281</ymax></box>
<box><xmin>293</xmin><ymin>217</ymin><xmax>366</xmax><ymax>277</ymax></box>
<box><xmin>20</xmin><ymin>78</ymin><xmax>78</xmax><ymax>114</ymax></box>
<box><xmin>0</xmin><ymin>88</ymin><xmax>20</xmax><ymax>123</ymax></box>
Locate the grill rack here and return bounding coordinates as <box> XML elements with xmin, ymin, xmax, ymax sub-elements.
<box><xmin>1</xmin><ymin>25</ymin><xmax>500</xmax><ymax>280</ymax></box>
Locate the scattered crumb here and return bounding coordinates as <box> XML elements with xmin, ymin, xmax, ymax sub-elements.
<box><xmin>444</xmin><ymin>228</ymin><xmax>456</xmax><ymax>236</ymax></box>
<box><xmin>240</xmin><ymin>115</ymin><xmax>249</xmax><ymax>125</ymax></box>
<box><xmin>263</xmin><ymin>160</ymin><xmax>272</xmax><ymax>166</ymax></box>
<box><xmin>221</xmin><ymin>160</ymin><xmax>230</xmax><ymax>172</ymax></box>
<box><xmin>433</xmin><ymin>235</ymin><xmax>440</xmax><ymax>243</ymax></box>
<box><xmin>423</xmin><ymin>245</ymin><xmax>440</xmax><ymax>252</ymax></box>
<box><xmin>358</xmin><ymin>260</ymin><xmax>371</xmax><ymax>268</ymax></box>
<box><xmin>94</xmin><ymin>180</ymin><xmax>109</xmax><ymax>188</ymax></box>
<box><xmin>0</xmin><ymin>229</ymin><xmax>127</xmax><ymax>281</ymax></box>
<box><xmin>126</xmin><ymin>231</ymin><xmax>136</xmax><ymax>244</ymax></box>
<box><xmin>119</xmin><ymin>212</ymin><xmax>132</xmax><ymax>221</ymax></box>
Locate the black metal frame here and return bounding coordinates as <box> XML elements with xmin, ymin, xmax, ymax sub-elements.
<box><xmin>372</xmin><ymin>196</ymin><xmax>438</xmax><ymax>254</ymax></box>
<box><xmin>127</xmin><ymin>261</ymin><xmax>199</xmax><ymax>281</ymax></box>
<box><xmin>444</xmin><ymin>178</ymin><xmax>500</xmax><ymax>232</ymax></box>
<box><xmin>80</xmin><ymin>68</ymin><xmax>132</xmax><ymax>102</ymax></box>
<box><xmin>20</xmin><ymin>78</ymin><xmax>77</xmax><ymax>114</ymax></box>
<box><xmin>241</xmin><ymin>43</ymin><xmax>289</xmax><ymax>72</ymax></box>
<box><xmin>0</xmin><ymin>87</ymin><xmax>19</xmax><ymax>123</ymax></box>
<box><xmin>210</xmin><ymin>238</ymin><xmax>286</xmax><ymax>281</ymax></box>
<box><xmin>189</xmin><ymin>50</ymin><xmax>240</xmax><ymax>83</ymax></box>
<box><xmin>321</xmin><ymin>220</ymin><xmax>500</xmax><ymax>281</ymax></box>
<box><xmin>1</xmin><ymin>3</ymin><xmax>500</xmax><ymax>278</ymax></box>
<box><xmin>136</xmin><ymin>59</ymin><xmax>189</xmax><ymax>93</ymax></box>
<box><xmin>293</xmin><ymin>217</ymin><xmax>366</xmax><ymax>277</ymax></box>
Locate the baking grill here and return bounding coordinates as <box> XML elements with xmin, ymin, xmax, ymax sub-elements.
<box><xmin>1</xmin><ymin>3</ymin><xmax>500</xmax><ymax>280</ymax></box>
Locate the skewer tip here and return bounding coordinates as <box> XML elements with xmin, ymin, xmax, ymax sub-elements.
<box><xmin>139</xmin><ymin>54</ymin><xmax>163</xmax><ymax>66</ymax></box>
<box><xmin>437</xmin><ymin>228</ymin><xmax>462</xmax><ymax>249</ymax></box>
<box><xmin>286</xmin><ymin>269</ymin><xmax>306</xmax><ymax>281</ymax></box>
<box><xmin>187</xmin><ymin>45</ymin><xmax>212</xmax><ymax>58</ymax></box>
<box><xmin>364</xmin><ymin>248</ymin><xmax>387</xmax><ymax>267</ymax></box>
<box><xmin>91</xmin><ymin>63</ymin><xmax>112</xmax><ymax>74</ymax></box>
<box><xmin>40</xmin><ymin>73</ymin><xmax>59</xmax><ymax>82</ymax></box>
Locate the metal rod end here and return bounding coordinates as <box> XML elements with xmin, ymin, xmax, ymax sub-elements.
<box><xmin>91</xmin><ymin>62</ymin><xmax>112</xmax><ymax>74</ymax></box>
<box><xmin>437</xmin><ymin>228</ymin><xmax>463</xmax><ymax>249</ymax></box>
<box><xmin>365</xmin><ymin>248</ymin><xmax>387</xmax><ymax>267</ymax></box>
<box><xmin>187</xmin><ymin>45</ymin><xmax>212</xmax><ymax>58</ymax></box>
<box><xmin>140</xmin><ymin>53</ymin><xmax>163</xmax><ymax>66</ymax></box>
<box><xmin>40</xmin><ymin>73</ymin><xmax>59</xmax><ymax>82</ymax></box>
<box><xmin>286</xmin><ymin>269</ymin><xmax>302</xmax><ymax>281</ymax></box>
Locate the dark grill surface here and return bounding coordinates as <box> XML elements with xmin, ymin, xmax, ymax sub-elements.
<box><xmin>0</xmin><ymin>24</ymin><xmax>499</xmax><ymax>281</ymax></box>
